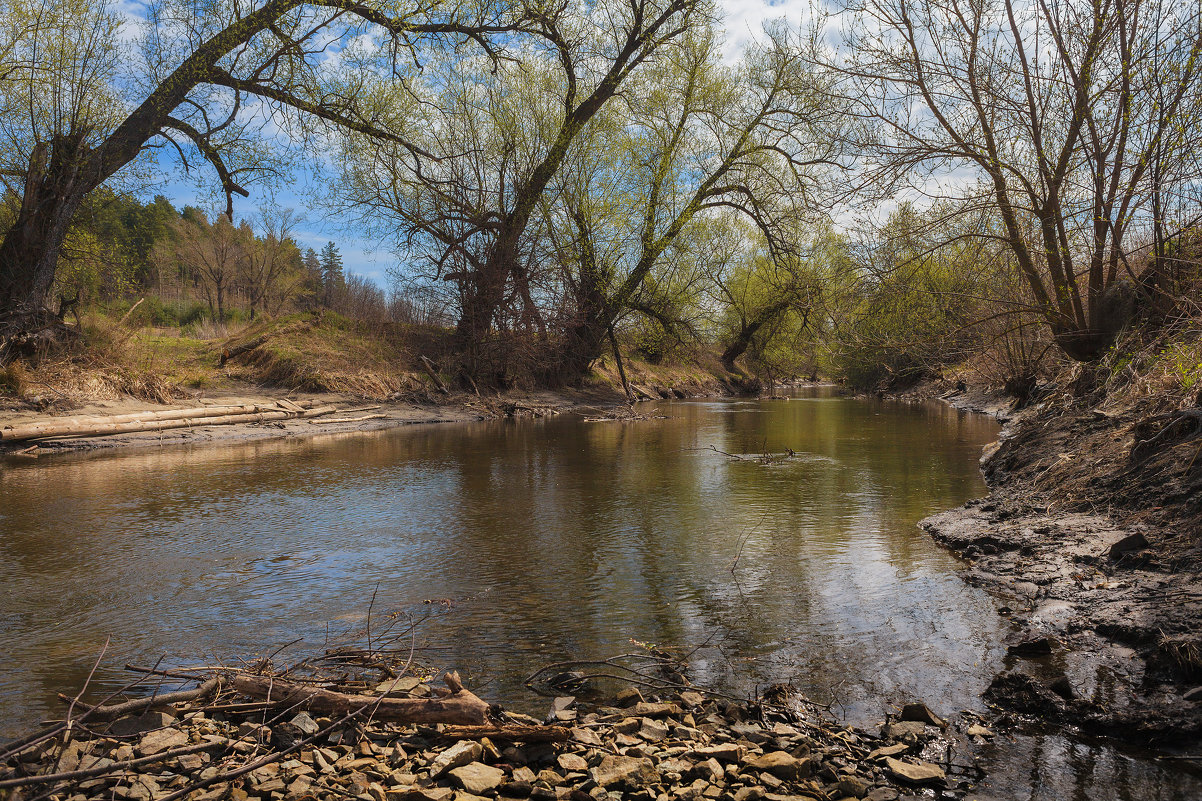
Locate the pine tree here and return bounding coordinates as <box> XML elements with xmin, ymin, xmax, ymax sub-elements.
<box><xmin>319</xmin><ymin>242</ymin><xmax>344</xmax><ymax>307</ymax></box>
<box><xmin>303</xmin><ymin>248</ymin><xmax>321</xmax><ymax>277</ymax></box>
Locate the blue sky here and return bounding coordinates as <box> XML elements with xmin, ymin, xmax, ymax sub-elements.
<box><xmin>144</xmin><ymin>0</ymin><xmax>813</xmax><ymax>289</ymax></box>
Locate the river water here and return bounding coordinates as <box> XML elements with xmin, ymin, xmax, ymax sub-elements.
<box><xmin>1</xmin><ymin>387</ymin><xmax>1199</xmax><ymax>798</ymax></box>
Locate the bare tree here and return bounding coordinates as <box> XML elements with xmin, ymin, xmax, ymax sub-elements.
<box><xmin>169</xmin><ymin>212</ymin><xmax>248</xmax><ymax>321</ymax></box>
<box><xmin>0</xmin><ymin>0</ymin><xmax>536</xmax><ymax>361</ymax></box>
<box><xmin>241</xmin><ymin>206</ymin><xmax>304</xmax><ymax>318</ymax></box>
<box><xmin>341</xmin><ymin>0</ymin><xmax>709</xmax><ymax>383</ymax></box>
<box><xmin>545</xmin><ymin>23</ymin><xmax>846</xmax><ymax>380</ymax></box>
<box><xmin>831</xmin><ymin>0</ymin><xmax>1202</xmax><ymax>360</ymax></box>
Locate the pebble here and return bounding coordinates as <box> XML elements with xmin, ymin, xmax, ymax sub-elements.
<box><xmin>2</xmin><ymin>681</ymin><xmax>990</xmax><ymax>801</ymax></box>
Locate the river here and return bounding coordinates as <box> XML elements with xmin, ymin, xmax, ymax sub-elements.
<box><xmin>1</xmin><ymin>387</ymin><xmax>1199</xmax><ymax>798</ymax></box>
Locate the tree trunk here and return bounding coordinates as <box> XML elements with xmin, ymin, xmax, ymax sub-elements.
<box><xmin>0</xmin><ymin>140</ymin><xmax>93</xmax><ymax>360</ymax></box>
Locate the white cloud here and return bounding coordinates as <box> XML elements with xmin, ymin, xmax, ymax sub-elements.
<box><xmin>716</xmin><ymin>0</ymin><xmax>817</xmax><ymax>59</ymax></box>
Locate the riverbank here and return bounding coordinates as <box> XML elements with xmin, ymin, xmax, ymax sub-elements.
<box><xmin>0</xmin><ymin>375</ymin><xmax>728</xmax><ymax>457</ymax></box>
<box><xmin>0</xmin><ymin>311</ymin><xmax>741</xmax><ymax>456</ymax></box>
<box><xmin>0</xmin><ymin>668</ymin><xmax>990</xmax><ymax>801</ymax></box>
<box><xmin>915</xmin><ymin>375</ymin><xmax>1202</xmax><ymax>748</ymax></box>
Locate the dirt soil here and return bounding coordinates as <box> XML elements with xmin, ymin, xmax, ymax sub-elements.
<box><xmin>919</xmin><ymin>379</ymin><xmax>1202</xmax><ymax>748</ymax></box>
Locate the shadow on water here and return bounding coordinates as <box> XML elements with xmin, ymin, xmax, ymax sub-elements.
<box><xmin>1</xmin><ymin>386</ymin><xmax>1199</xmax><ymax>797</ymax></box>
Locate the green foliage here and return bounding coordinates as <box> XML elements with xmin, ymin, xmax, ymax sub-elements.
<box><xmin>832</xmin><ymin>204</ymin><xmax>989</xmax><ymax>389</ymax></box>
<box><xmin>1159</xmin><ymin>343</ymin><xmax>1202</xmax><ymax>390</ymax></box>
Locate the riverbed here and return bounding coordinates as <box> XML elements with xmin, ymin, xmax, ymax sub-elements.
<box><xmin>1</xmin><ymin>388</ymin><xmax>1199</xmax><ymax>798</ymax></box>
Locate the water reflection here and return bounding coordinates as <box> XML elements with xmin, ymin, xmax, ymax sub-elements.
<box><xmin>1</xmin><ymin>388</ymin><xmax>1197</xmax><ymax>797</ymax></box>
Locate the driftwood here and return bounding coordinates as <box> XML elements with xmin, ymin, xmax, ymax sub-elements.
<box><xmin>312</xmin><ymin>414</ymin><xmax>388</xmax><ymax>424</ymax></box>
<box><xmin>56</xmin><ymin>678</ymin><xmax>222</xmax><ymax>722</ymax></box>
<box><xmin>1</xmin><ymin>404</ymin><xmax>262</xmax><ymax>441</ymax></box>
<box><xmin>419</xmin><ymin>355</ymin><xmax>450</xmax><ymax>394</ymax></box>
<box><xmin>1</xmin><ymin>404</ymin><xmax>337</xmax><ymax>442</ymax></box>
<box><xmin>231</xmin><ymin>672</ymin><xmax>489</xmax><ymax>725</ymax></box>
<box><xmin>440</xmin><ymin>725</ymin><xmax>570</xmax><ymax>743</ymax></box>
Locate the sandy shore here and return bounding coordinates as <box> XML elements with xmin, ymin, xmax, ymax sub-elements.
<box><xmin>0</xmin><ymin>386</ymin><xmax>650</xmax><ymax>458</ymax></box>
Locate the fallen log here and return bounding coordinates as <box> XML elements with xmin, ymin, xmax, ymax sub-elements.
<box><xmin>440</xmin><ymin>724</ymin><xmax>570</xmax><ymax>743</ymax></box>
<box><xmin>231</xmin><ymin>672</ymin><xmax>489</xmax><ymax>725</ymax></box>
<box><xmin>219</xmin><ymin>335</ymin><xmax>268</xmax><ymax>366</ymax></box>
<box><xmin>3</xmin><ymin>404</ymin><xmax>337</xmax><ymax>442</ymax></box>
<box><xmin>311</xmin><ymin>414</ymin><xmax>388</xmax><ymax>424</ymax></box>
<box><xmin>1</xmin><ymin>404</ymin><xmax>262</xmax><ymax>441</ymax></box>
<box><xmin>419</xmin><ymin>355</ymin><xmax>450</xmax><ymax>395</ymax></box>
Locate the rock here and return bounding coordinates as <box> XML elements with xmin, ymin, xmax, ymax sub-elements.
<box><xmin>571</xmin><ymin>727</ymin><xmax>604</xmax><ymax>747</ymax></box>
<box><xmin>1108</xmin><ymin>532</ymin><xmax>1149</xmax><ymax>559</ymax></box>
<box><xmin>549</xmin><ymin>696</ymin><xmax>577</xmax><ymax>722</ymax></box>
<box><xmin>691</xmin><ymin>744</ymin><xmax>742</xmax><ymax>763</ymax></box>
<box><xmin>613</xmin><ymin>718</ymin><xmax>641</xmax><ymax>734</ymax></box>
<box><xmin>680</xmin><ymin>691</ymin><xmax>705</xmax><ymax>708</ymax></box>
<box><xmin>685</xmin><ymin>758</ymin><xmax>724</xmax><ymax>783</ymax></box>
<box><xmin>743</xmin><ymin>751</ymin><xmax>811</xmax><ymax>781</ymax></box>
<box><xmin>535</xmin><ymin>768</ymin><xmax>565</xmax><ymax>786</ymax></box>
<box><xmin>1049</xmin><ymin>675</ymin><xmax>1076</xmax><ymax>700</ymax></box>
<box><xmin>965</xmin><ymin>724</ymin><xmax>994</xmax><ymax>738</ymax></box>
<box><xmin>1007</xmin><ymin>635</ymin><xmax>1056</xmax><ymax>656</ymax></box>
<box><xmin>1184</xmin><ymin>687</ymin><xmax>1202</xmax><ymax>702</ymax></box>
<box><xmin>107</xmin><ymin>710</ymin><xmax>177</xmax><ymax>737</ymax></box>
<box><xmin>880</xmin><ymin>721</ymin><xmax>926</xmax><ymax>741</ymax></box>
<box><xmin>616</xmin><ymin>687</ymin><xmax>645</xmax><ymax>708</ymax></box>
<box><xmin>867</xmin><ymin>744</ymin><xmax>908</xmax><ymax>760</ymax></box>
<box><xmin>631</xmin><ymin>702</ymin><xmax>682</xmax><ymax>718</ymax></box>
<box><xmin>639</xmin><ymin>717</ymin><xmax>669</xmax><ymax>742</ymax></box>
<box><xmin>557</xmin><ymin>753</ymin><xmax>588</xmax><ymax>772</ymax></box>
<box><xmin>883</xmin><ymin>757</ymin><xmax>945</xmax><ymax>786</ymax></box>
<box><xmin>136</xmin><ymin>728</ymin><xmax>189</xmax><ymax>756</ymax></box>
<box><xmin>589</xmin><ymin>755</ymin><xmax>657</xmax><ymax>789</ymax></box>
<box><xmin>177</xmin><ymin>753</ymin><xmax>206</xmax><ymax>771</ymax></box>
<box><xmin>394</xmin><ymin>789</ymin><xmax>454</xmax><ymax>801</ymax></box>
<box><xmin>430</xmin><ymin>741</ymin><xmax>484</xmax><ymax>777</ymax></box>
<box><xmin>836</xmin><ymin>775</ymin><xmax>870</xmax><ymax>798</ymax></box>
<box><xmin>375</xmin><ymin>676</ymin><xmax>423</xmax><ymax>696</ymax></box>
<box><xmin>450</xmin><ymin>762</ymin><xmax>507</xmax><ymax>795</ymax></box>
<box><xmin>291</xmin><ymin>712</ymin><xmax>320</xmax><ymax>736</ymax></box>
<box><xmin>733</xmin><ymin>787</ymin><xmax>766</xmax><ymax>801</ymax></box>
<box><xmin>898</xmin><ymin>703</ymin><xmax>945</xmax><ymax>728</ymax></box>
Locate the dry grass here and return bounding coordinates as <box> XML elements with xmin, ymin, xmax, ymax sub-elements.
<box><xmin>1157</xmin><ymin>634</ymin><xmax>1202</xmax><ymax>680</ymax></box>
<box><xmin>221</xmin><ymin>312</ymin><xmax>417</xmax><ymax>399</ymax></box>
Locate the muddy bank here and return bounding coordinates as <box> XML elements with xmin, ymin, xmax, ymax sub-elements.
<box><xmin>0</xmin><ymin>678</ymin><xmax>993</xmax><ymax>801</ymax></box>
<box><xmin>919</xmin><ymin>380</ymin><xmax>1202</xmax><ymax>748</ymax></box>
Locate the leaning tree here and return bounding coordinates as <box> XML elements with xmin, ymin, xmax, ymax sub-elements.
<box><xmin>0</xmin><ymin>0</ymin><xmax>536</xmax><ymax>362</ymax></box>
